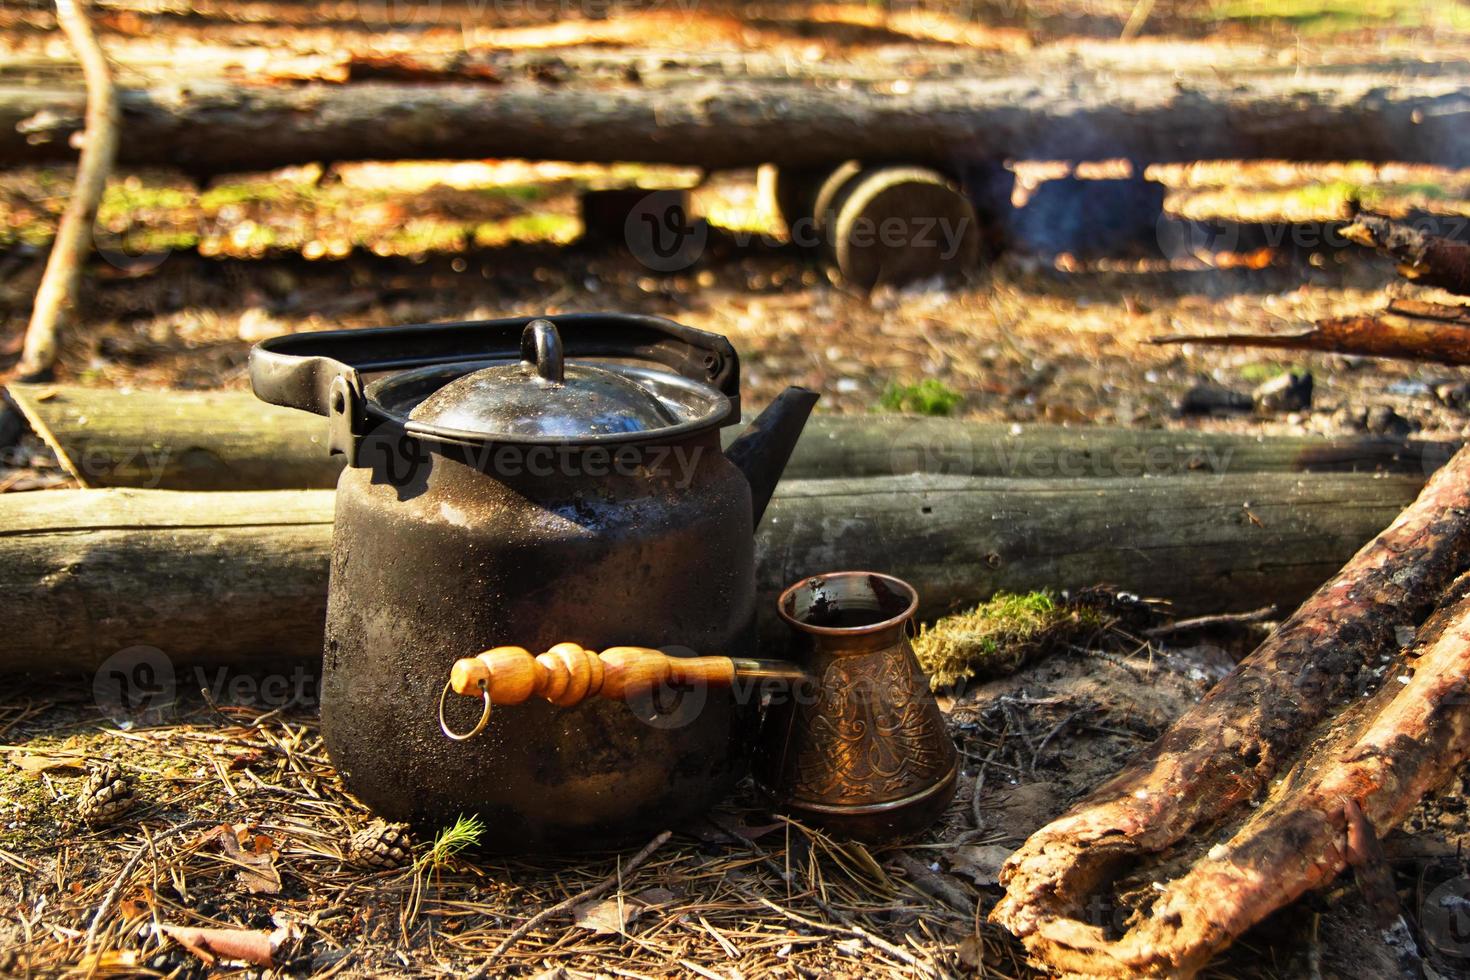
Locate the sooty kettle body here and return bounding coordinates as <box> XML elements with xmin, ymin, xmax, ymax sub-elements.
<box><xmin>251</xmin><ymin>313</ymin><xmax>816</xmax><ymax>850</ymax></box>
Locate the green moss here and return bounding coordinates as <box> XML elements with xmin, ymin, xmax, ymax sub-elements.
<box><xmin>379</xmin><ymin>219</ymin><xmax>470</xmax><ymax>254</ymax></box>
<box><xmin>1208</xmin><ymin>0</ymin><xmax>1470</xmax><ymax>31</ymax></box>
<box><xmin>1239</xmin><ymin>362</ymin><xmax>1300</xmax><ymax>383</ymax></box>
<box><xmin>0</xmin><ymin>765</ymin><xmax>62</xmax><ymax>852</ymax></box>
<box><xmin>878</xmin><ymin>379</ymin><xmax>963</xmax><ymax>416</ymax></box>
<box><xmin>200</xmin><ymin>180</ymin><xmax>296</xmax><ymax>210</ymax></box>
<box><xmin>914</xmin><ymin>590</ymin><xmax>1110</xmax><ymax>688</ymax></box>
<box><xmin>1293</xmin><ymin>180</ymin><xmax>1367</xmax><ymax>211</ymax></box>
<box><xmin>478</xmin><ymin>183</ymin><xmax>546</xmax><ymax>203</ymax></box>
<box><xmin>100</xmin><ymin>183</ymin><xmax>194</xmax><ymax>214</ymax></box>
<box><xmin>471</xmin><ymin>214</ymin><xmax>580</xmax><ymax>248</ymax></box>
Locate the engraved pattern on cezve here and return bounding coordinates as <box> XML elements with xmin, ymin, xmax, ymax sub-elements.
<box><xmin>787</xmin><ymin>650</ymin><xmax>953</xmax><ymax>806</ymax></box>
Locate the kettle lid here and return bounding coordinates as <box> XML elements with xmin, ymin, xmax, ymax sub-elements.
<box><xmin>407</xmin><ymin>319</ymin><xmax>681</xmax><ymax>438</ymax></box>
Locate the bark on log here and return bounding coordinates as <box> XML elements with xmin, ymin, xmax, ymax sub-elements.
<box><xmin>6</xmin><ymin>384</ymin><xmax>340</xmax><ymax>490</ymax></box>
<box><xmin>1343</xmin><ymin>212</ymin><xmax>1470</xmax><ymax>296</ymax></box>
<box><xmin>4</xmin><ymin>60</ymin><xmax>1468</xmax><ymax>173</ymax></box>
<box><xmin>992</xmin><ymin>445</ymin><xmax>1470</xmax><ymax>977</ymax></box>
<box><xmin>6</xmin><ymin>384</ymin><xmax>1454</xmax><ymax>490</ymax></box>
<box><xmin>0</xmin><ymin>470</ymin><xmax>1427</xmax><ymax>672</ymax></box>
<box><xmin>1152</xmin><ymin>300</ymin><xmax>1470</xmax><ymax>366</ymax></box>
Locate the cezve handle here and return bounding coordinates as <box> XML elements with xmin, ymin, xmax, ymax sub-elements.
<box><xmin>440</xmin><ymin>643</ymin><xmax>804</xmax><ymax>741</ymax></box>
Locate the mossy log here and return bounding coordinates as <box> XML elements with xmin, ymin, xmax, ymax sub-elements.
<box><xmin>0</xmin><ymin>470</ymin><xmax>1426</xmax><ymax>672</ymax></box>
<box><xmin>5</xmin><ymin>384</ymin><xmax>1452</xmax><ymax>491</ymax></box>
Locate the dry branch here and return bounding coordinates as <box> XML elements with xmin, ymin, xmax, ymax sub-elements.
<box><xmin>0</xmin><ymin>471</ymin><xmax>1428</xmax><ymax>671</ymax></box>
<box><xmin>1344</xmin><ymin>212</ymin><xmax>1470</xmax><ymax>296</ymax></box>
<box><xmin>992</xmin><ymin>446</ymin><xmax>1470</xmax><ymax>977</ymax></box>
<box><xmin>6</xmin><ymin>384</ymin><xmax>1453</xmax><ymax>491</ymax></box>
<box><xmin>16</xmin><ymin>0</ymin><xmax>117</xmax><ymax>380</ymax></box>
<box><xmin>1152</xmin><ymin>300</ymin><xmax>1470</xmax><ymax>366</ymax></box>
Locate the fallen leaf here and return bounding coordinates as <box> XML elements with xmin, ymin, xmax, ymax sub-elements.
<box><xmin>228</xmin><ymin>749</ymin><xmax>267</xmax><ymax>770</ymax></box>
<box><xmin>161</xmin><ymin>924</ymin><xmax>277</xmax><ymax>967</ymax></box>
<box><xmin>708</xmin><ymin>812</ymin><xmax>784</xmax><ymax>842</ymax></box>
<box><xmin>948</xmin><ymin>844</ymin><xmax>1014</xmax><ymax>887</ymax></box>
<box><xmin>573</xmin><ymin>896</ymin><xmax>645</xmax><ymax>934</ymax></box>
<box><xmin>118</xmin><ymin>886</ymin><xmax>155</xmax><ymax>919</ymax></box>
<box><xmin>72</xmin><ymin>950</ymin><xmax>142</xmax><ymax>973</ymax></box>
<box><xmin>203</xmin><ymin>824</ymin><xmax>282</xmax><ymax>895</ymax></box>
<box><xmin>634</xmin><ymin>886</ymin><xmax>679</xmax><ymax>906</ymax></box>
<box><xmin>956</xmin><ymin>934</ymin><xmax>984</xmax><ymax>968</ymax></box>
<box><xmin>8</xmin><ymin>751</ymin><xmax>86</xmax><ymax>775</ymax></box>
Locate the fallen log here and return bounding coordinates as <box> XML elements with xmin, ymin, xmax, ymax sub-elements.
<box><xmin>4</xmin><ymin>59</ymin><xmax>1468</xmax><ymax>173</ymax></box>
<box><xmin>6</xmin><ymin>384</ymin><xmax>1453</xmax><ymax>491</ymax></box>
<box><xmin>1343</xmin><ymin>212</ymin><xmax>1470</xmax><ymax>296</ymax></box>
<box><xmin>992</xmin><ymin>445</ymin><xmax>1470</xmax><ymax>977</ymax></box>
<box><xmin>0</xmin><ymin>470</ymin><xmax>1427</xmax><ymax>672</ymax></box>
<box><xmin>6</xmin><ymin>384</ymin><xmax>338</xmax><ymax>489</ymax></box>
<box><xmin>1151</xmin><ymin>299</ymin><xmax>1470</xmax><ymax>366</ymax></box>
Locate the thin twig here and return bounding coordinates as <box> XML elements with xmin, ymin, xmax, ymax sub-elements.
<box><xmin>1033</xmin><ymin>707</ymin><xmax>1090</xmax><ymax>773</ymax></box>
<box><xmin>1145</xmin><ymin>605</ymin><xmax>1276</xmax><ymax>639</ymax></box>
<box><xmin>18</xmin><ymin>0</ymin><xmax>118</xmax><ymax>380</ymax></box>
<box><xmin>484</xmin><ymin>829</ymin><xmax>672</xmax><ymax>960</ymax></box>
<box><xmin>85</xmin><ymin>820</ymin><xmax>207</xmax><ymax>949</ymax></box>
<box><xmin>971</xmin><ymin>743</ymin><xmax>999</xmax><ymax>831</ymax></box>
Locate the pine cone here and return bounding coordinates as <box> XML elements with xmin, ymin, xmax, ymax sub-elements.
<box><xmin>79</xmin><ymin>762</ymin><xmax>135</xmax><ymax>826</ymax></box>
<box><xmin>347</xmin><ymin>821</ymin><xmax>414</xmax><ymax>870</ymax></box>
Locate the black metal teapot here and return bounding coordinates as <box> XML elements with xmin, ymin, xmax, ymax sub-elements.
<box><xmin>250</xmin><ymin>314</ymin><xmax>816</xmax><ymax>850</ymax></box>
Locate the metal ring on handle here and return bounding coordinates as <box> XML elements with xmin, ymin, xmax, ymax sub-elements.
<box><xmin>439</xmin><ymin>679</ymin><xmax>492</xmax><ymax>741</ymax></box>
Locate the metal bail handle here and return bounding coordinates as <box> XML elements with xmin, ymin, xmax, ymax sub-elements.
<box><xmin>248</xmin><ymin>313</ymin><xmax>742</xmax><ymax>419</ymax></box>
<box><xmin>521</xmin><ymin>319</ymin><xmax>565</xmax><ymax>383</ymax></box>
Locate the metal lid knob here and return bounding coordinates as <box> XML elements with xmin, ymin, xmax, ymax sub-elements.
<box><xmin>408</xmin><ymin>319</ymin><xmax>680</xmax><ymax>438</ymax></box>
<box><xmin>521</xmin><ymin>319</ymin><xmax>564</xmax><ymax>384</ymax></box>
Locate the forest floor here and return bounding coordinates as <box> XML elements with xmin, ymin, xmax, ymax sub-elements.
<box><xmin>4</xmin><ymin>0</ymin><xmax>1470</xmax><ymax>977</ymax></box>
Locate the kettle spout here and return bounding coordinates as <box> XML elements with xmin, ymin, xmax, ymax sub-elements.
<box><xmin>725</xmin><ymin>386</ymin><xmax>819</xmax><ymax>526</ymax></box>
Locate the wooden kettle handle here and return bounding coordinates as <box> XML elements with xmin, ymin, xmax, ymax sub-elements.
<box><xmin>450</xmin><ymin>643</ymin><xmax>738</xmax><ymax>707</ymax></box>
<box><xmin>440</xmin><ymin>643</ymin><xmax>805</xmax><ymax>740</ymax></box>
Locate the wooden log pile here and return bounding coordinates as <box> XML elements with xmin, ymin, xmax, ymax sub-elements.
<box><xmin>0</xmin><ymin>468</ymin><xmax>1431</xmax><ymax>673</ymax></box>
<box><xmin>993</xmin><ymin>446</ymin><xmax>1470</xmax><ymax>975</ymax></box>
<box><xmin>995</xmin><ymin>212</ymin><xmax>1470</xmax><ymax>977</ymax></box>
